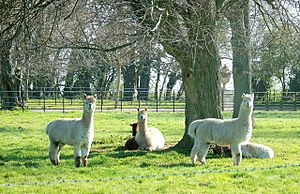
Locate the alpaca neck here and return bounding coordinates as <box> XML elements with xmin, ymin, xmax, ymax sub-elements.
<box><xmin>138</xmin><ymin>120</ymin><xmax>148</xmax><ymax>134</ymax></box>
<box><xmin>82</xmin><ymin>110</ymin><xmax>94</xmax><ymax>129</ymax></box>
<box><xmin>237</xmin><ymin>107</ymin><xmax>252</xmax><ymax>125</ymax></box>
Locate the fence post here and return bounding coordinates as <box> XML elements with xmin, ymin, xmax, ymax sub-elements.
<box><xmin>172</xmin><ymin>91</ymin><xmax>175</xmax><ymax>112</ymax></box>
<box><xmin>100</xmin><ymin>91</ymin><xmax>103</xmax><ymax>112</ymax></box>
<box><xmin>294</xmin><ymin>92</ymin><xmax>297</xmax><ymax>111</ymax></box>
<box><xmin>21</xmin><ymin>86</ymin><xmax>25</xmax><ymax>112</ymax></box>
<box><xmin>54</xmin><ymin>86</ymin><xmax>57</xmax><ymax>106</ymax></box>
<box><xmin>280</xmin><ymin>92</ymin><xmax>283</xmax><ymax>111</ymax></box>
<box><xmin>266</xmin><ymin>91</ymin><xmax>269</xmax><ymax>111</ymax></box>
<box><xmin>138</xmin><ymin>93</ymin><xmax>141</xmax><ymax>109</ymax></box>
<box><xmin>156</xmin><ymin>96</ymin><xmax>158</xmax><ymax>112</ymax></box>
<box><xmin>120</xmin><ymin>91</ymin><xmax>123</xmax><ymax>111</ymax></box>
<box><xmin>0</xmin><ymin>90</ymin><xmax>2</xmax><ymax>111</ymax></box>
<box><xmin>43</xmin><ymin>88</ymin><xmax>46</xmax><ymax>112</ymax></box>
<box><xmin>62</xmin><ymin>90</ymin><xmax>65</xmax><ymax>113</ymax></box>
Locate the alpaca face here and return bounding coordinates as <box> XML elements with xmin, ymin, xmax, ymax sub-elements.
<box><xmin>241</xmin><ymin>93</ymin><xmax>254</xmax><ymax>110</ymax></box>
<box><xmin>138</xmin><ymin>109</ymin><xmax>147</xmax><ymax>122</ymax></box>
<box><xmin>83</xmin><ymin>95</ymin><xmax>97</xmax><ymax>112</ymax></box>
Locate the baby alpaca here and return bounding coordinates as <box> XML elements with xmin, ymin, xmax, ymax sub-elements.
<box><xmin>45</xmin><ymin>94</ymin><xmax>96</xmax><ymax>167</ymax></box>
<box><xmin>241</xmin><ymin>142</ymin><xmax>274</xmax><ymax>158</ymax></box>
<box><xmin>130</xmin><ymin>122</ymin><xmax>138</xmax><ymax>136</ymax></box>
<box><xmin>188</xmin><ymin>93</ymin><xmax>254</xmax><ymax>165</ymax></box>
<box><xmin>135</xmin><ymin>108</ymin><xmax>165</xmax><ymax>151</ymax></box>
<box><xmin>212</xmin><ymin>143</ymin><xmax>274</xmax><ymax>159</ymax></box>
<box><xmin>124</xmin><ymin>123</ymin><xmax>139</xmax><ymax>150</ymax></box>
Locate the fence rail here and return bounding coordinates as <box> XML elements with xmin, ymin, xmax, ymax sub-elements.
<box><xmin>0</xmin><ymin>88</ymin><xmax>299</xmax><ymax>112</ymax></box>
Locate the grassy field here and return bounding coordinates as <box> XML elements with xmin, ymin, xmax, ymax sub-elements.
<box><xmin>0</xmin><ymin>110</ymin><xmax>299</xmax><ymax>193</ymax></box>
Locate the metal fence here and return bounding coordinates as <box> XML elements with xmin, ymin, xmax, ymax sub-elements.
<box><xmin>254</xmin><ymin>91</ymin><xmax>300</xmax><ymax>111</ymax></box>
<box><xmin>0</xmin><ymin>88</ymin><xmax>299</xmax><ymax>112</ymax></box>
<box><xmin>0</xmin><ymin>88</ymin><xmax>186</xmax><ymax>112</ymax></box>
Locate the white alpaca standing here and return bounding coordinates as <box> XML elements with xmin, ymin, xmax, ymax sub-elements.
<box><xmin>45</xmin><ymin>94</ymin><xmax>97</xmax><ymax>167</ymax></box>
<box><xmin>188</xmin><ymin>93</ymin><xmax>254</xmax><ymax>165</ymax></box>
<box><xmin>241</xmin><ymin>142</ymin><xmax>274</xmax><ymax>158</ymax></box>
<box><xmin>135</xmin><ymin>108</ymin><xmax>165</xmax><ymax>151</ymax></box>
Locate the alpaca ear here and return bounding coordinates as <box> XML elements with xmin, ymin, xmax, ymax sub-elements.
<box><xmin>93</xmin><ymin>94</ymin><xmax>97</xmax><ymax>99</ymax></box>
<box><xmin>145</xmin><ymin>108</ymin><xmax>148</xmax><ymax>111</ymax></box>
<box><xmin>84</xmin><ymin>94</ymin><xmax>87</xmax><ymax>99</ymax></box>
<box><xmin>242</xmin><ymin>93</ymin><xmax>245</xmax><ymax>98</ymax></box>
<box><xmin>137</xmin><ymin>108</ymin><xmax>140</xmax><ymax>111</ymax></box>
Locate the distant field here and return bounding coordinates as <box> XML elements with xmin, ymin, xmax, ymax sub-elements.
<box><xmin>0</xmin><ymin>110</ymin><xmax>299</xmax><ymax>193</ymax></box>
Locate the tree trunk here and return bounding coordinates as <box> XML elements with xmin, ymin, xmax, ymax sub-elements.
<box><xmin>162</xmin><ymin>2</ymin><xmax>222</xmax><ymax>150</ymax></box>
<box><xmin>138</xmin><ymin>59</ymin><xmax>151</xmax><ymax>100</ymax></box>
<box><xmin>176</xmin><ymin>82</ymin><xmax>184</xmax><ymax>100</ymax></box>
<box><xmin>159</xmin><ymin>73</ymin><xmax>168</xmax><ymax>102</ymax></box>
<box><xmin>114</xmin><ymin>64</ymin><xmax>122</xmax><ymax>108</ymax></box>
<box><xmin>227</xmin><ymin>0</ymin><xmax>251</xmax><ymax>118</ymax></box>
<box><xmin>0</xmin><ymin>40</ymin><xmax>18</xmax><ymax>109</ymax></box>
<box><xmin>154</xmin><ymin>64</ymin><xmax>160</xmax><ymax>101</ymax></box>
<box><xmin>172</xmin><ymin>46</ymin><xmax>222</xmax><ymax>149</ymax></box>
<box><xmin>165</xmin><ymin>72</ymin><xmax>179</xmax><ymax>100</ymax></box>
<box><xmin>123</xmin><ymin>64</ymin><xmax>136</xmax><ymax>101</ymax></box>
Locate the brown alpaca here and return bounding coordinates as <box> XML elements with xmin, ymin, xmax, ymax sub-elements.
<box><xmin>124</xmin><ymin>122</ymin><xmax>139</xmax><ymax>150</ymax></box>
<box><xmin>130</xmin><ymin>123</ymin><xmax>138</xmax><ymax>136</ymax></box>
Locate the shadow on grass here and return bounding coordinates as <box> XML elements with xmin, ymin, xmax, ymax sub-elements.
<box><xmin>103</xmin><ymin>144</ymin><xmax>224</xmax><ymax>161</ymax></box>
<box><xmin>0</xmin><ymin>126</ymin><xmax>27</xmax><ymax>133</ymax></box>
<box><xmin>0</xmin><ymin>145</ymin><xmax>80</xmax><ymax>168</ymax></box>
<box><xmin>105</xmin><ymin>149</ymin><xmax>148</xmax><ymax>158</ymax></box>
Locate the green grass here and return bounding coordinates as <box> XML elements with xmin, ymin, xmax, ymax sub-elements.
<box><xmin>0</xmin><ymin>110</ymin><xmax>299</xmax><ymax>193</ymax></box>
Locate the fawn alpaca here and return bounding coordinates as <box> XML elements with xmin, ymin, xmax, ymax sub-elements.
<box><xmin>135</xmin><ymin>108</ymin><xmax>165</xmax><ymax>151</ymax></box>
<box><xmin>188</xmin><ymin>93</ymin><xmax>254</xmax><ymax>165</ymax></box>
<box><xmin>45</xmin><ymin>94</ymin><xmax>96</xmax><ymax>167</ymax></box>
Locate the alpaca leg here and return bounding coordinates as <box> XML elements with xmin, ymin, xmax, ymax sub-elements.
<box><xmin>82</xmin><ymin>156</ymin><xmax>88</xmax><ymax>167</ymax></box>
<box><xmin>49</xmin><ymin>142</ymin><xmax>59</xmax><ymax>165</ymax></box>
<box><xmin>56</xmin><ymin>143</ymin><xmax>64</xmax><ymax>165</ymax></box>
<box><xmin>190</xmin><ymin>142</ymin><xmax>209</xmax><ymax>164</ymax></box>
<box><xmin>231</xmin><ymin>144</ymin><xmax>242</xmax><ymax>165</ymax></box>
<box><xmin>196</xmin><ymin>143</ymin><xmax>209</xmax><ymax>164</ymax></box>
<box><xmin>145</xmin><ymin>146</ymin><xmax>154</xmax><ymax>151</ymax></box>
<box><xmin>190</xmin><ymin>145</ymin><xmax>198</xmax><ymax>164</ymax></box>
<box><xmin>81</xmin><ymin>144</ymin><xmax>91</xmax><ymax>167</ymax></box>
<box><xmin>73</xmin><ymin>145</ymin><xmax>82</xmax><ymax>167</ymax></box>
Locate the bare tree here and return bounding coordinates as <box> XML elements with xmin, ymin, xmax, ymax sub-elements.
<box><xmin>129</xmin><ymin>0</ymin><xmax>223</xmax><ymax>149</ymax></box>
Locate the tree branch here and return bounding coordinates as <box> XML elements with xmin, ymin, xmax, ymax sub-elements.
<box><xmin>46</xmin><ymin>40</ymin><xmax>137</xmax><ymax>52</ymax></box>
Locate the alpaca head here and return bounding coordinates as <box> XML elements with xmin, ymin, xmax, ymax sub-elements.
<box><xmin>137</xmin><ymin>108</ymin><xmax>147</xmax><ymax>122</ymax></box>
<box><xmin>130</xmin><ymin>122</ymin><xmax>139</xmax><ymax>136</ymax></box>
<box><xmin>83</xmin><ymin>94</ymin><xmax>97</xmax><ymax>112</ymax></box>
<box><xmin>240</xmin><ymin>93</ymin><xmax>254</xmax><ymax>111</ymax></box>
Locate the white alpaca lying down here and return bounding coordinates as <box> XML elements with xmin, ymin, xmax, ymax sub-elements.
<box><xmin>188</xmin><ymin>93</ymin><xmax>254</xmax><ymax>165</ymax></box>
<box><xmin>135</xmin><ymin>108</ymin><xmax>165</xmax><ymax>151</ymax></box>
<box><xmin>212</xmin><ymin>143</ymin><xmax>275</xmax><ymax>159</ymax></box>
<box><xmin>241</xmin><ymin>142</ymin><xmax>274</xmax><ymax>158</ymax></box>
<box><xmin>46</xmin><ymin>94</ymin><xmax>96</xmax><ymax>167</ymax></box>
